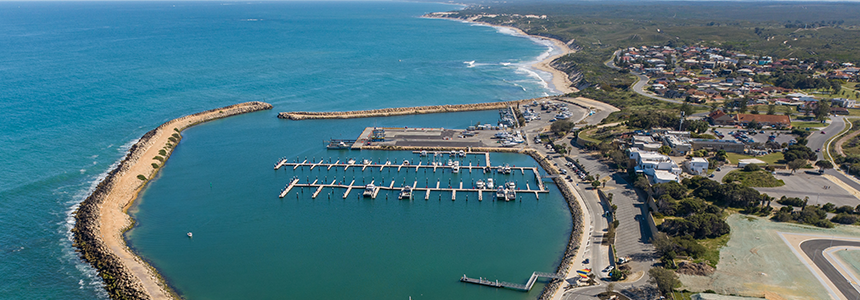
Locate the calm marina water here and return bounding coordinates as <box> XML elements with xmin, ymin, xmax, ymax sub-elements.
<box><xmin>0</xmin><ymin>2</ymin><xmax>570</xmax><ymax>299</ymax></box>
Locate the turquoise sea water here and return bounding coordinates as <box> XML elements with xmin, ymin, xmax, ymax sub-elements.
<box><xmin>0</xmin><ymin>2</ymin><xmax>570</xmax><ymax>299</ymax></box>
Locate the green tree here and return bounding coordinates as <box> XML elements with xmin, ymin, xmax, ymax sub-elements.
<box><xmin>746</xmin><ymin>119</ymin><xmax>761</xmax><ymax>130</ymax></box>
<box><xmin>679</xmin><ymin>102</ymin><xmax>694</xmax><ymax>116</ymax></box>
<box><xmin>648</xmin><ymin>267</ymin><xmax>681</xmax><ymax>296</ymax></box>
<box><xmin>592</xmin><ymin>180</ymin><xmax>601</xmax><ymax>189</ymax></box>
<box><xmin>788</xmin><ymin>159</ymin><xmax>807</xmax><ymax>174</ymax></box>
<box><xmin>815</xmin><ymin>160</ymin><xmax>833</xmax><ymax>172</ymax></box>
<box><xmin>751</xmin><ymin>106</ymin><xmax>760</xmax><ymax>114</ymax></box>
<box><xmin>815</xmin><ymin>99</ymin><xmax>831</xmax><ymax>122</ymax></box>
<box><xmin>738</xmin><ymin>100</ymin><xmax>748</xmax><ymax>113</ymax></box>
<box><xmin>551</xmin><ymin>120</ymin><xmax>575</xmax><ymax>135</ymax></box>
<box><xmin>659</xmin><ymin>145</ymin><xmax>672</xmax><ymax>155</ymax></box>
<box><xmin>767</xmin><ymin>105</ymin><xmax>776</xmax><ymax>115</ymax></box>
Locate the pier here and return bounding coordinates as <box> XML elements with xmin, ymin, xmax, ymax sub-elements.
<box><xmin>273</xmin><ymin>158</ymin><xmax>530</xmax><ymax>174</ymax></box>
<box><xmin>460</xmin><ymin>272</ymin><xmax>563</xmax><ymax>291</ymax></box>
<box><xmin>279</xmin><ymin>181</ymin><xmax>548</xmax><ymax>199</ymax></box>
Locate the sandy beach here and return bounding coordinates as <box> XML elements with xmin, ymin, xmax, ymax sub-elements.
<box><xmin>74</xmin><ymin>101</ymin><xmax>272</xmax><ymax>300</ymax></box>
<box><xmin>424</xmin><ymin>14</ymin><xmax>578</xmax><ymax>95</ymax></box>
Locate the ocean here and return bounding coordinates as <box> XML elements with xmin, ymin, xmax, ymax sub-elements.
<box><xmin>0</xmin><ymin>2</ymin><xmax>570</xmax><ymax>299</ymax></box>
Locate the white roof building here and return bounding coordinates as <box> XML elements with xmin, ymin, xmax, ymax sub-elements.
<box><xmin>629</xmin><ymin>148</ymin><xmax>681</xmax><ymax>183</ymax></box>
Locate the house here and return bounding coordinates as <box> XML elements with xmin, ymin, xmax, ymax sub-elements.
<box><xmin>632</xmin><ymin>135</ymin><xmax>663</xmax><ymax>152</ymax></box>
<box><xmin>832</xmin><ymin>98</ymin><xmax>856</xmax><ymax>108</ymax></box>
<box><xmin>708</xmin><ymin>110</ymin><xmax>735</xmax><ymax>126</ymax></box>
<box><xmin>629</xmin><ymin>148</ymin><xmax>681</xmax><ymax>184</ymax></box>
<box><xmin>735</xmin><ymin>114</ymin><xmax>791</xmax><ymax>128</ymax></box>
<box><xmin>684</xmin><ymin>157</ymin><xmax>709</xmax><ymax>175</ymax></box>
<box><xmin>832</xmin><ymin>107</ymin><xmax>849</xmax><ymax>115</ymax></box>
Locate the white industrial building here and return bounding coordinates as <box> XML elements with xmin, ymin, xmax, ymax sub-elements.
<box><xmin>629</xmin><ymin>148</ymin><xmax>681</xmax><ymax>184</ymax></box>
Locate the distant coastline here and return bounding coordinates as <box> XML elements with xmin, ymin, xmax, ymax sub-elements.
<box><xmin>73</xmin><ymin>102</ymin><xmax>272</xmax><ymax>300</ymax></box>
<box><xmin>422</xmin><ymin>12</ymin><xmax>578</xmax><ymax>95</ymax></box>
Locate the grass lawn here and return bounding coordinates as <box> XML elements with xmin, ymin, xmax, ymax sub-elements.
<box><xmin>725</xmin><ymin>152</ymin><xmax>783</xmax><ymax>165</ymax></box>
<box><xmin>697</xmin><ymin>233</ymin><xmax>731</xmax><ymax>268</ymax></box>
<box><xmin>791</xmin><ymin>121</ymin><xmax>827</xmax><ymax>129</ymax></box>
<box><xmin>722</xmin><ymin>169</ymin><xmax>785</xmax><ymax>187</ymax></box>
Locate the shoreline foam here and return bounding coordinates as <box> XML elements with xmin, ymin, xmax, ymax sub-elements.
<box><xmin>423</xmin><ymin>14</ymin><xmax>578</xmax><ymax>95</ymax></box>
<box><xmin>72</xmin><ymin>101</ymin><xmax>272</xmax><ymax>300</ymax></box>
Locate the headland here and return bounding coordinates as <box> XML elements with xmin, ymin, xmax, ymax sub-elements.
<box><xmin>73</xmin><ymin>101</ymin><xmax>272</xmax><ymax>300</ymax></box>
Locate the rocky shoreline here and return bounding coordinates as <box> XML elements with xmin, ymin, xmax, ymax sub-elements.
<box><xmin>72</xmin><ymin>101</ymin><xmax>272</xmax><ymax>300</ymax></box>
<box><xmin>278</xmin><ymin>97</ymin><xmax>550</xmax><ymax>120</ymax></box>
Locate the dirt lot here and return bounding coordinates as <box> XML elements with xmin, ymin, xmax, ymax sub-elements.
<box><xmin>679</xmin><ymin>214</ymin><xmax>860</xmax><ymax>300</ymax></box>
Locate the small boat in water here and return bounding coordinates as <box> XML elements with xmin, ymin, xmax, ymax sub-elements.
<box><xmin>458</xmin><ymin>150</ymin><xmax>466</xmax><ymax>157</ymax></box>
<box><xmin>398</xmin><ymin>186</ymin><xmax>413</xmax><ymax>200</ymax></box>
<box><xmin>363</xmin><ymin>183</ymin><xmax>376</xmax><ymax>197</ymax></box>
<box><xmin>187</xmin><ymin>232</ymin><xmax>193</xmax><ymax>238</ymax></box>
<box><xmin>507</xmin><ymin>181</ymin><xmax>516</xmax><ymax>189</ymax></box>
<box><xmin>347</xmin><ymin>158</ymin><xmax>356</xmax><ymax>164</ymax></box>
<box><xmin>499</xmin><ymin>165</ymin><xmax>512</xmax><ymax>174</ymax></box>
<box><xmin>486</xmin><ymin>178</ymin><xmax>494</xmax><ymax>189</ymax></box>
<box><xmin>505</xmin><ymin>189</ymin><xmax>516</xmax><ymax>202</ymax></box>
<box><xmin>496</xmin><ymin>187</ymin><xmax>506</xmax><ymax>199</ymax></box>
<box><xmin>419</xmin><ymin>150</ymin><xmax>428</xmax><ymax>157</ymax></box>
<box><xmin>402</xmin><ymin>159</ymin><xmax>410</xmax><ymax>165</ymax></box>
<box><xmin>476</xmin><ymin>179</ymin><xmax>485</xmax><ymax>189</ymax></box>
<box><xmin>452</xmin><ymin>161</ymin><xmax>460</xmax><ymax>173</ymax></box>
<box><xmin>363</xmin><ymin>159</ymin><xmax>372</xmax><ymax>165</ymax></box>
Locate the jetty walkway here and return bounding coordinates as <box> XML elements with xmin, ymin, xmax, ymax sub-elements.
<box><xmin>460</xmin><ymin>272</ymin><xmax>563</xmax><ymax>291</ymax></box>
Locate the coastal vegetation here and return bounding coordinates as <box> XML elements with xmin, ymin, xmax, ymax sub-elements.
<box><xmin>722</xmin><ymin>167</ymin><xmax>785</xmax><ymax>188</ymax></box>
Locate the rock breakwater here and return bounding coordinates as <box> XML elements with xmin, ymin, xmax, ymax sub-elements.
<box><xmin>73</xmin><ymin>101</ymin><xmax>272</xmax><ymax>300</ymax></box>
<box><xmin>278</xmin><ymin>97</ymin><xmax>549</xmax><ymax>120</ymax></box>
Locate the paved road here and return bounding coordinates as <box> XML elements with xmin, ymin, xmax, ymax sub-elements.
<box><xmin>809</xmin><ymin>116</ymin><xmax>846</xmax><ymax>161</ymax></box>
<box><xmin>801</xmin><ymin>239</ymin><xmax>860</xmax><ymax>300</ymax></box>
<box><xmin>604</xmin><ymin>49</ymin><xmax>704</xmax><ymax>108</ymax></box>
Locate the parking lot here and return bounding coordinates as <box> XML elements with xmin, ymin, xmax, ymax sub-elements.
<box><xmin>755</xmin><ymin>171</ymin><xmax>860</xmax><ymax>208</ymax></box>
<box><xmin>710</xmin><ymin>128</ymin><xmax>797</xmax><ymax>145</ymax></box>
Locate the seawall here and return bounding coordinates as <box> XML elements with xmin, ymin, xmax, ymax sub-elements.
<box><xmin>72</xmin><ymin>101</ymin><xmax>273</xmax><ymax>300</ymax></box>
<box><xmin>278</xmin><ymin>97</ymin><xmax>550</xmax><ymax>120</ymax></box>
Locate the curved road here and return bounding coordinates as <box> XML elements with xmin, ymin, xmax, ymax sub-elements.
<box><xmin>603</xmin><ymin>49</ymin><xmax>704</xmax><ymax>107</ymax></box>
<box><xmin>801</xmin><ymin>239</ymin><xmax>860</xmax><ymax>299</ymax></box>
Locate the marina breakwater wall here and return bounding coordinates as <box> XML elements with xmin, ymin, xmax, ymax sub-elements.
<box><xmin>73</xmin><ymin>101</ymin><xmax>272</xmax><ymax>300</ymax></box>
<box><xmin>522</xmin><ymin>149</ymin><xmax>584</xmax><ymax>300</ymax></box>
<box><xmin>356</xmin><ymin>145</ymin><xmax>584</xmax><ymax>299</ymax></box>
<box><xmin>277</xmin><ymin>97</ymin><xmax>551</xmax><ymax>120</ymax></box>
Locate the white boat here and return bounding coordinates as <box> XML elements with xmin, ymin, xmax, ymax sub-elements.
<box><xmin>458</xmin><ymin>150</ymin><xmax>466</xmax><ymax>157</ymax></box>
<box><xmin>501</xmin><ymin>140</ymin><xmax>518</xmax><ymax>147</ymax></box>
<box><xmin>402</xmin><ymin>159</ymin><xmax>410</xmax><ymax>165</ymax></box>
<box><xmin>347</xmin><ymin>158</ymin><xmax>356</xmax><ymax>164</ymax></box>
<box><xmin>447</xmin><ymin>159</ymin><xmax>453</xmax><ymax>166</ymax></box>
<box><xmin>499</xmin><ymin>165</ymin><xmax>512</xmax><ymax>174</ymax></box>
<box><xmin>507</xmin><ymin>181</ymin><xmax>516</xmax><ymax>189</ymax></box>
<box><xmin>505</xmin><ymin>189</ymin><xmax>516</xmax><ymax>202</ymax></box>
<box><xmin>398</xmin><ymin>186</ymin><xmax>413</xmax><ymax>200</ymax></box>
<box><xmin>452</xmin><ymin>161</ymin><xmax>460</xmax><ymax>173</ymax></box>
<box><xmin>363</xmin><ymin>159</ymin><xmax>372</xmax><ymax>165</ymax></box>
<box><xmin>187</xmin><ymin>232</ymin><xmax>193</xmax><ymax>238</ymax></box>
<box><xmin>496</xmin><ymin>187</ymin><xmax>506</xmax><ymax>199</ymax></box>
<box><xmin>419</xmin><ymin>150</ymin><xmax>428</xmax><ymax>157</ymax></box>
<box><xmin>450</xmin><ymin>150</ymin><xmax>457</xmax><ymax>156</ymax></box>
<box><xmin>486</xmin><ymin>178</ymin><xmax>494</xmax><ymax>189</ymax></box>
<box><xmin>363</xmin><ymin>183</ymin><xmax>376</xmax><ymax>197</ymax></box>
<box><xmin>494</xmin><ymin>131</ymin><xmax>512</xmax><ymax>139</ymax></box>
<box><xmin>476</xmin><ymin>180</ymin><xmax>485</xmax><ymax>189</ymax></box>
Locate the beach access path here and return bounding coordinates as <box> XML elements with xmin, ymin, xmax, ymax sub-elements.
<box><xmin>78</xmin><ymin>102</ymin><xmax>272</xmax><ymax>300</ymax></box>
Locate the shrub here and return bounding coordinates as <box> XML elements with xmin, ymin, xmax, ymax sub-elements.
<box><xmin>158</xmin><ymin>149</ymin><xmax>167</xmax><ymax>156</ymax></box>
<box><xmin>151</xmin><ymin>163</ymin><xmax>159</xmax><ymax>169</ymax></box>
<box><xmin>743</xmin><ymin>164</ymin><xmax>761</xmax><ymax>172</ymax></box>
<box><xmin>777</xmin><ymin>196</ymin><xmax>806</xmax><ymax>207</ymax></box>
<box><xmin>137</xmin><ymin>175</ymin><xmax>147</xmax><ymax>181</ymax></box>
<box><xmin>832</xmin><ymin>213</ymin><xmax>860</xmax><ymax>225</ymax></box>
<box><xmin>153</xmin><ymin>156</ymin><xmax>164</xmax><ymax>162</ymax></box>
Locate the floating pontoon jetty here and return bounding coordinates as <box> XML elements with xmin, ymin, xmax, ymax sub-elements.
<box><xmin>460</xmin><ymin>272</ymin><xmax>563</xmax><ymax>291</ymax></box>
